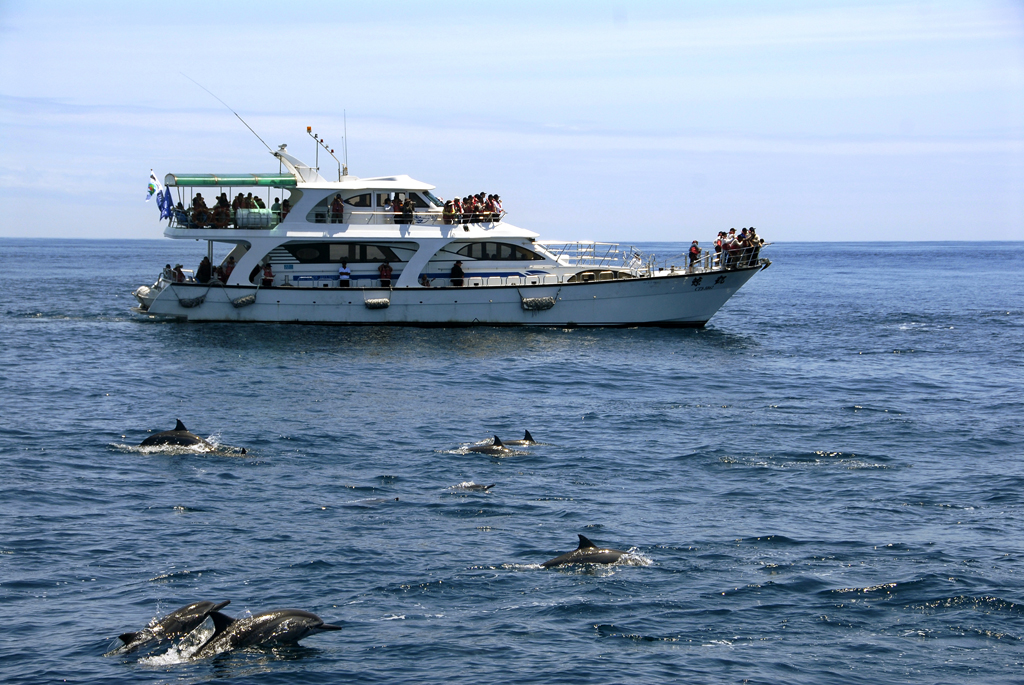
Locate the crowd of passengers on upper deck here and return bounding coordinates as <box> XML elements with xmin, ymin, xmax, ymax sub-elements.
<box><xmin>174</xmin><ymin>193</ymin><xmax>291</xmax><ymax>228</ymax></box>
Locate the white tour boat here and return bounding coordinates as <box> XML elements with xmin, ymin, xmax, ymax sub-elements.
<box><xmin>133</xmin><ymin>142</ymin><xmax>769</xmax><ymax>327</ymax></box>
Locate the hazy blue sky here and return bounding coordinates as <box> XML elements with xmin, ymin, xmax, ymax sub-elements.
<box><xmin>1</xmin><ymin>0</ymin><xmax>1021</xmax><ymax>241</ymax></box>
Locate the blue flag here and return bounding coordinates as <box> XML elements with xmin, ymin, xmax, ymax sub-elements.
<box><xmin>158</xmin><ymin>188</ymin><xmax>173</xmax><ymax>220</ymax></box>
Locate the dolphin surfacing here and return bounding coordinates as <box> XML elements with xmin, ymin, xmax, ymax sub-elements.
<box><xmin>192</xmin><ymin>609</ymin><xmax>341</xmax><ymax>659</ymax></box>
<box><xmin>541</xmin><ymin>534</ymin><xmax>628</xmax><ymax>568</ymax></box>
<box><xmin>503</xmin><ymin>430</ymin><xmax>537</xmax><ymax>446</ymax></box>
<box><xmin>140</xmin><ymin>420</ymin><xmax>211</xmax><ymax>449</ymax></box>
<box><xmin>467</xmin><ymin>436</ymin><xmax>514</xmax><ymax>456</ymax></box>
<box><xmin>107</xmin><ymin>600</ymin><xmax>230</xmax><ymax>654</ymax></box>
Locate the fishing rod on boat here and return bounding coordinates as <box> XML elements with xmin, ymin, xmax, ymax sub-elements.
<box><xmin>307</xmin><ymin>127</ymin><xmax>344</xmax><ymax>181</ymax></box>
<box><xmin>180</xmin><ymin>73</ymin><xmax>272</xmax><ymax>152</ymax></box>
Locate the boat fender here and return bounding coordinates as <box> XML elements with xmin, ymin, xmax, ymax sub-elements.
<box><xmin>364</xmin><ymin>298</ymin><xmax>390</xmax><ymax>309</ymax></box>
<box><xmin>521</xmin><ymin>297</ymin><xmax>555</xmax><ymax>311</ymax></box>
<box><xmin>519</xmin><ymin>288</ymin><xmax>559</xmax><ymax>311</ymax></box>
<box><xmin>231</xmin><ymin>294</ymin><xmax>256</xmax><ymax>308</ymax></box>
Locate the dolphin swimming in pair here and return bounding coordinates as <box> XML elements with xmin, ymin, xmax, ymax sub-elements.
<box><xmin>139</xmin><ymin>420</ymin><xmax>246</xmax><ymax>454</ymax></box>
<box><xmin>541</xmin><ymin>534</ymin><xmax>628</xmax><ymax>568</ymax></box>
<box><xmin>107</xmin><ymin>600</ymin><xmax>230</xmax><ymax>654</ymax></box>
<box><xmin>192</xmin><ymin>609</ymin><xmax>341</xmax><ymax>658</ymax></box>
<box><xmin>502</xmin><ymin>430</ymin><xmax>537</xmax><ymax>446</ymax></box>
<box><xmin>467</xmin><ymin>436</ymin><xmax>515</xmax><ymax>455</ymax></box>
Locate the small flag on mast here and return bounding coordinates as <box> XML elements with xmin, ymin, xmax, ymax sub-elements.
<box><xmin>146</xmin><ymin>169</ymin><xmax>163</xmax><ymax>202</ymax></box>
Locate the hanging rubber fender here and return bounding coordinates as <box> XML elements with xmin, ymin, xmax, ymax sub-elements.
<box><xmin>231</xmin><ymin>294</ymin><xmax>256</xmax><ymax>308</ymax></box>
<box><xmin>364</xmin><ymin>298</ymin><xmax>390</xmax><ymax>309</ymax></box>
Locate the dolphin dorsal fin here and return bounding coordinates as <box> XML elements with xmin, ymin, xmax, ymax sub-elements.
<box><xmin>209</xmin><ymin>611</ymin><xmax>235</xmax><ymax>635</ymax></box>
<box><xmin>577</xmin><ymin>534</ymin><xmax>597</xmax><ymax>549</ymax></box>
<box><xmin>174</xmin><ymin>419</ymin><xmax>187</xmax><ymax>432</ymax></box>
<box><xmin>524</xmin><ymin>430</ymin><xmax>534</xmax><ymax>442</ymax></box>
<box><xmin>119</xmin><ymin>631</ymin><xmax>140</xmax><ymax>645</ymax></box>
<box><xmin>492</xmin><ymin>436</ymin><xmax>504</xmax><ymax>447</ymax></box>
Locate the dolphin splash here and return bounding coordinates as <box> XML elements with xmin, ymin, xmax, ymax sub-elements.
<box><xmin>105</xmin><ymin>600</ymin><xmax>230</xmax><ymax>655</ymax></box>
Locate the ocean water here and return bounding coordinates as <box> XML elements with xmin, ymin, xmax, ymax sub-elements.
<box><xmin>0</xmin><ymin>239</ymin><xmax>1022</xmax><ymax>684</ymax></box>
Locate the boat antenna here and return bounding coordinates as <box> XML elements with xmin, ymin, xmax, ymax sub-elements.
<box><xmin>307</xmin><ymin>127</ymin><xmax>343</xmax><ymax>181</ymax></box>
<box><xmin>181</xmin><ymin>73</ymin><xmax>272</xmax><ymax>152</ymax></box>
<box><xmin>343</xmin><ymin>110</ymin><xmax>349</xmax><ymax>176</ymax></box>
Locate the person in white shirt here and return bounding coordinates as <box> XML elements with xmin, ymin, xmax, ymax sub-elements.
<box><xmin>338</xmin><ymin>260</ymin><xmax>351</xmax><ymax>287</ymax></box>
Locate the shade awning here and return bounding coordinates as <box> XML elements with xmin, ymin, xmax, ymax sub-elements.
<box><xmin>164</xmin><ymin>173</ymin><xmax>297</xmax><ymax>187</ymax></box>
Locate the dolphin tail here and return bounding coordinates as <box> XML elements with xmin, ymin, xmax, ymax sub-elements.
<box><xmin>317</xmin><ymin>623</ymin><xmax>343</xmax><ymax>631</ymax></box>
<box><xmin>118</xmin><ymin>631</ymin><xmax>140</xmax><ymax>645</ymax></box>
<box><xmin>524</xmin><ymin>430</ymin><xmax>534</xmax><ymax>443</ymax></box>
<box><xmin>492</xmin><ymin>435</ymin><xmax>504</xmax><ymax>447</ymax></box>
<box><xmin>577</xmin><ymin>534</ymin><xmax>597</xmax><ymax>549</ymax></box>
<box><xmin>174</xmin><ymin>419</ymin><xmax>188</xmax><ymax>431</ymax></box>
<box><xmin>209</xmin><ymin>611</ymin><xmax>236</xmax><ymax>636</ymax></box>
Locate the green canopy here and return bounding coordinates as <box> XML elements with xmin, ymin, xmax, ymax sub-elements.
<box><xmin>164</xmin><ymin>173</ymin><xmax>297</xmax><ymax>187</ymax></box>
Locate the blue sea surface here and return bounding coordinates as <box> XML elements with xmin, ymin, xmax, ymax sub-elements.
<box><xmin>0</xmin><ymin>239</ymin><xmax>1022</xmax><ymax>684</ymax></box>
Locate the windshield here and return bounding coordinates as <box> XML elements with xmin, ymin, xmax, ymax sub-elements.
<box><xmin>422</xmin><ymin>190</ymin><xmax>443</xmax><ymax>207</ymax></box>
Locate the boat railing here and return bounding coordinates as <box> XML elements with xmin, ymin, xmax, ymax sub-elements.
<box><xmin>169</xmin><ymin>207</ymin><xmax>282</xmax><ymax>230</ymax></box>
<box><xmin>537</xmin><ymin>241</ymin><xmax>642</xmax><ymax>269</ymax></box>
<box><xmin>333</xmin><ymin>210</ymin><xmax>507</xmax><ymax>226</ymax></box>
<box><xmin>656</xmin><ymin>245</ymin><xmax>769</xmax><ymax>275</ymax></box>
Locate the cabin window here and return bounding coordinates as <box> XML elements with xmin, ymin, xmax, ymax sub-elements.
<box><xmin>422</xmin><ymin>190</ymin><xmax>443</xmax><ymax>207</ymax></box>
<box><xmin>409</xmin><ymin>192</ymin><xmax>431</xmax><ymax>209</ymax></box>
<box><xmin>376</xmin><ymin>193</ymin><xmax>392</xmax><ymax>207</ymax></box>
<box><xmin>283</xmin><ymin>242</ymin><xmax>400</xmax><ymax>263</ymax></box>
<box><xmin>455</xmin><ymin>242</ymin><xmax>544</xmax><ymax>261</ymax></box>
<box><xmin>345</xmin><ymin>193</ymin><xmax>372</xmax><ymax>207</ymax></box>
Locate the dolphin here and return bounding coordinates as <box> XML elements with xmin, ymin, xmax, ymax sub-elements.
<box><xmin>192</xmin><ymin>609</ymin><xmax>341</xmax><ymax>659</ymax></box>
<box><xmin>467</xmin><ymin>436</ymin><xmax>514</xmax><ymax>456</ymax></box>
<box><xmin>541</xmin><ymin>534</ymin><xmax>628</xmax><ymax>568</ymax></box>
<box><xmin>503</xmin><ymin>430</ymin><xmax>537</xmax><ymax>447</ymax></box>
<box><xmin>450</xmin><ymin>482</ymin><xmax>495</xmax><ymax>491</ymax></box>
<box><xmin>106</xmin><ymin>600</ymin><xmax>230</xmax><ymax>654</ymax></box>
<box><xmin>140</xmin><ymin>420</ymin><xmax>211</xmax><ymax>449</ymax></box>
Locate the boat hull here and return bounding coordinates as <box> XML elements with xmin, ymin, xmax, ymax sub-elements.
<box><xmin>141</xmin><ymin>267</ymin><xmax>762</xmax><ymax>327</ymax></box>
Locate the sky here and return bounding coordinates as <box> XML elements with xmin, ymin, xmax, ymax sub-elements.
<box><xmin>0</xmin><ymin>0</ymin><xmax>1022</xmax><ymax>242</ymax></box>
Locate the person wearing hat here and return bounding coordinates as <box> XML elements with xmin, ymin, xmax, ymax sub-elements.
<box><xmin>450</xmin><ymin>260</ymin><xmax>465</xmax><ymax>287</ymax></box>
<box><xmin>173</xmin><ymin>264</ymin><xmax>186</xmax><ymax>283</ymax></box>
<box><xmin>688</xmin><ymin>240</ymin><xmax>702</xmax><ymax>271</ymax></box>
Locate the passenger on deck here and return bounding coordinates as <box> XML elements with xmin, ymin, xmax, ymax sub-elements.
<box><xmin>393</xmin><ymin>195</ymin><xmax>405</xmax><ymax>224</ymax></box>
<box><xmin>443</xmin><ymin>200</ymin><xmax>456</xmax><ymax>224</ymax></box>
<box><xmin>262</xmin><ymin>262</ymin><xmax>274</xmax><ymax>287</ymax></box>
<box><xmin>714</xmin><ymin>232</ymin><xmax>725</xmax><ymax>268</ymax></box>
<box><xmin>192</xmin><ymin>194</ymin><xmax>211</xmax><ymax>226</ymax></box>
<box><xmin>453</xmin><ymin>198</ymin><xmax>464</xmax><ymax>224</ymax></box>
<box><xmin>222</xmin><ymin>256</ymin><xmax>236</xmax><ymax>281</ymax></box>
<box><xmin>493</xmin><ymin>194</ymin><xmax>502</xmax><ymax>217</ymax></box>
<box><xmin>173</xmin><ymin>264</ymin><xmax>186</xmax><ymax>283</ymax></box>
<box><xmin>419</xmin><ymin>273</ymin><xmax>431</xmax><ymax>287</ymax></box>
<box><xmin>688</xmin><ymin>240</ymin><xmax>702</xmax><ymax>269</ymax></box>
<box><xmin>196</xmin><ymin>256</ymin><xmax>212</xmax><ymax>283</ymax></box>
<box><xmin>173</xmin><ymin>202</ymin><xmax>190</xmax><ymax>226</ymax></box>
<box><xmin>450</xmin><ymin>260</ymin><xmax>465</xmax><ymax>287</ymax></box>
<box><xmin>162</xmin><ymin>264</ymin><xmax>174</xmax><ymax>281</ymax></box>
<box><xmin>281</xmin><ymin>198</ymin><xmax>291</xmax><ymax>219</ymax></box>
<box><xmin>271</xmin><ymin>197</ymin><xmax>281</xmax><ymax>218</ymax></box>
<box><xmin>330</xmin><ymin>194</ymin><xmax>344</xmax><ymax>223</ymax></box>
<box><xmin>378</xmin><ymin>260</ymin><xmax>393</xmax><ymax>287</ymax></box>
<box><xmin>338</xmin><ymin>260</ymin><xmax>351</xmax><ymax>287</ymax></box>
<box><xmin>211</xmin><ymin>197</ymin><xmax>230</xmax><ymax>228</ymax></box>
<box><xmin>401</xmin><ymin>198</ymin><xmax>414</xmax><ymax>224</ymax></box>
<box><xmin>254</xmin><ymin>196</ymin><xmax>266</xmax><ymax>209</ymax></box>
<box><xmin>232</xmin><ymin>194</ymin><xmax>244</xmax><ymax>212</ymax></box>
